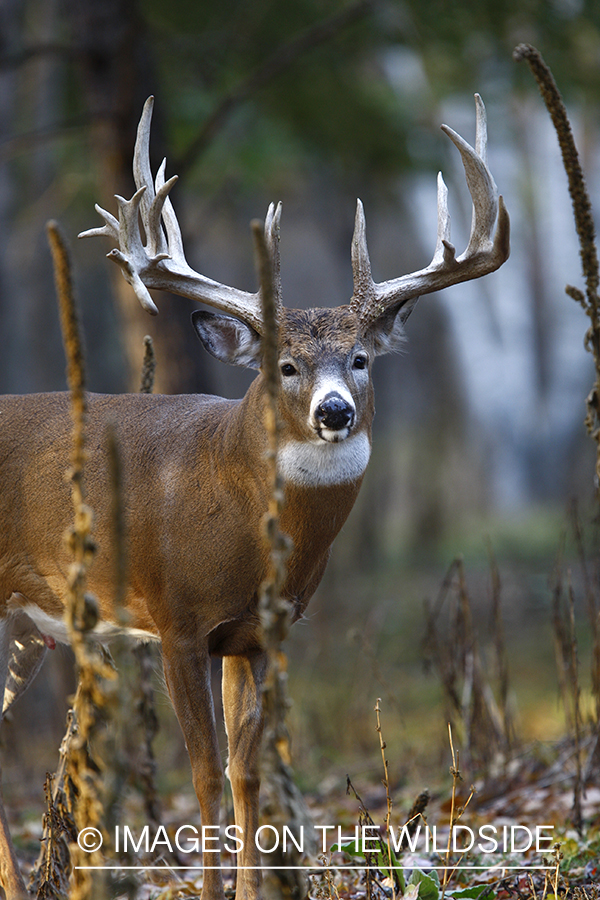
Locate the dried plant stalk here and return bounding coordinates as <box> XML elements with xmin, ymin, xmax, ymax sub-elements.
<box><xmin>569</xmin><ymin>501</ymin><xmax>600</xmax><ymax>721</ymax></box>
<box><xmin>139</xmin><ymin>335</ymin><xmax>156</xmax><ymax>395</ymax></box>
<box><xmin>423</xmin><ymin>558</ymin><xmax>509</xmax><ymax>770</ymax></box>
<box><xmin>514</xmin><ymin>43</ymin><xmax>600</xmax><ymax>482</ymax></box>
<box><xmin>374</xmin><ymin>699</ymin><xmax>396</xmax><ymax>900</ymax></box>
<box><xmin>485</xmin><ymin>540</ymin><xmax>513</xmax><ymax>749</ymax></box>
<box><xmin>550</xmin><ymin>541</ymin><xmax>584</xmax><ymax>835</ymax></box>
<box><xmin>442</xmin><ymin>725</ymin><xmax>475</xmax><ymax>898</ymax></box>
<box><xmin>252</xmin><ymin>218</ymin><xmax>290</xmax><ymax>622</ymax></box>
<box><xmin>47</xmin><ymin>221</ymin><xmax>115</xmax><ymax>900</ymax></box>
<box><xmin>32</xmin><ymin>735</ymin><xmax>78</xmax><ymax>900</ymax></box>
<box><xmin>252</xmin><ymin>220</ymin><xmax>309</xmax><ymax>900</ymax></box>
<box><xmin>107</xmin><ymin>426</ymin><xmax>127</xmax><ymax>617</ymax></box>
<box><xmin>134</xmin><ymin>334</ymin><xmax>164</xmax><ymax>839</ymax></box>
<box><xmin>100</xmin><ymin>426</ymin><xmax>136</xmax><ymax>875</ymax></box>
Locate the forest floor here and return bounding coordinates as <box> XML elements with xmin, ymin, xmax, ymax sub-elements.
<box><xmin>5</xmin><ymin>728</ymin><xmax>600</xmax><ymax>900</ymax></box>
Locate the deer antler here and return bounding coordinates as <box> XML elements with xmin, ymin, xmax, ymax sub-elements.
<box><xmin>350</xmin><ymin>94</ymin><xmax>510</xmax><ymax>325</ymax></box>
<box><xmin>79</xmin><ymin>96</ymin><xmax>281</xmax><ymax>335</ymax></box>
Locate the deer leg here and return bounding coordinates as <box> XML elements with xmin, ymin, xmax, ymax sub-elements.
<box><xmin>222</xmin><ymin>651</ymin><xmax>267</xmax><ymax>900</ymax></box>
<box><xmin>3</xmin><ymin>612</ymin><xmax>47</xmax><ymax>718</ymax></box>
<box><xmin>161</xmin><ymin>635</ymin><xmax>226</xmax><ymax>900</ymax></box>
<box><xmin>0</xmin><ymin>615</ymin><xmax>35</xmax><ymax>899</ymax></box>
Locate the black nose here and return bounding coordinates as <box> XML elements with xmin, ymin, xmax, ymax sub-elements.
<box><xmin>315</xmin><ymin>395</ymin><xmax>355</xmax><ymax>431</ymax></box>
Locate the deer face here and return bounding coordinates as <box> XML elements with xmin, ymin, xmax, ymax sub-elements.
<box><xmin>277</xmin><ymin>308</ymin><xmax>373</xmax><ymax>446</ymax></box>
<box><xmin>191</xmin><ymin>302</ymin><xmax>412</xmax><ymax>487</ymax></box>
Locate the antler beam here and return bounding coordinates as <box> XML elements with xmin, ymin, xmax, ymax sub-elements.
<box><xmin>79</xmin><ymin>97</ymin><xmax>280</xmax><ymax>335</ymax></box>
<box><xmin>350</xmin><ymin>94</ymin><xmax>510</xmax><ymax>325</ymax></box>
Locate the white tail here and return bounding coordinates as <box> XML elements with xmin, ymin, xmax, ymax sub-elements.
<box><xmin>0</xmin><ymin>94</ymin><xmax>508</xmax><ymax>899</ymax></box>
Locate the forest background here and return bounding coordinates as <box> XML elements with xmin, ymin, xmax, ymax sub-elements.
<box><xmin>1</xmin><ymin>0</ymin><xmax>600</xmax><ymax>839</ymax></box>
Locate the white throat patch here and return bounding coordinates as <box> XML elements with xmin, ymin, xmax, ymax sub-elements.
<box><xmin>277</xmin><ymin>431</ymin><xmax>371</xmax><ymax>487</ymax></box>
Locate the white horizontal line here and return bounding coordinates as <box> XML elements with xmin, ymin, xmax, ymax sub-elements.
<box><xmin>75</xmin><ymin>865</ymin><xmax>554</xmax><ymax>871</ymax></box>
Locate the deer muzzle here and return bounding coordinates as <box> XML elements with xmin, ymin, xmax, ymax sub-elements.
<box><xmin>313</xmin><ymin>392</ymin><xmax>355</xmax><ymax>442</ymax></box>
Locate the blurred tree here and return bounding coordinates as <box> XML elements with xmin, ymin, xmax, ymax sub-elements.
<box><xmin>0</xmin><ymin>0</ymin><xmax>598</xmax><ymax>503</ymax></box>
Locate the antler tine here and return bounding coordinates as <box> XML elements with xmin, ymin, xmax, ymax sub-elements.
<box><xmin>440</xmin><ymin>105</ymin><xmax>498</xmax><ymax>258</ymax></box>
<box><xmin>264</xmin><ymin>202</ymin><xmax>283</xmax><ymax>307</ymax></box>
<box><xmin>78</xmin><ymin>97</ymin><xmax>265</xmax><ymax>334</ymax></box>
<box><xmin>352</xmin><ymin>94</ymin><xmax>510</xmax><ymax>327</ymax></box>
<box><xmin>351</xmin><ymin>200</ymin><xmax>376</xmax><ymax>309</ymax></box>
<box><xmin>147</xmin><ymin>164</ymin><xmax>179</xmax><ymax>260</ymax></box>
<box><xmin>474</xmin><ymin>92</ymin><xmax>487</xmax><ymax>164</ymax></box>
<box><xmin>431</xmin><ymin>173</ymin><xmax>454</xmax><ymax>267</ymax></box>
<box><xmin>79</xmin><ymin>204</ymin><xmax>119</xmax><ymax>242</ymax></box>
<box><xmin>108</xmin><ymin>188</ymin><xmax>160</xmax><ymax>314</ymax></box>
<box><xmin>133</xmin><ymin>96</ymin><xmax>164</xmax><ymax>252</ymax></box>
<box><xmin>153</xmin><ymin>159</ymin><xmax>186</xmax><ymax>264</ymax></box>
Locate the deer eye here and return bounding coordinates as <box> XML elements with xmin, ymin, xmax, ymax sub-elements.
<box><xmin>280</xmin><ymin>363</ymin><xmax>297</xmax><ymax>377</ymax></box>
<box><xmin>353</xmin><ymin>354</ymin><xmax>368</xmax><ymax>370</ymax></box>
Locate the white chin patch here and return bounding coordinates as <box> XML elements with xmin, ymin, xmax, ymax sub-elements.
<box><xmin>278</xmin><ymin>432</ymin><xmax>371</xmax><ymax>487</ymax></box>
<box><xmin>318</xmin><ymin>426</ymin><xmax>351</xmax><ymax>443</ymax></box>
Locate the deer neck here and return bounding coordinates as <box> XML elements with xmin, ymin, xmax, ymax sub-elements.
<box><xmin>220</xmin><ymin>377</ymin><xmax>368</xmax><ymax>606</ymax></box>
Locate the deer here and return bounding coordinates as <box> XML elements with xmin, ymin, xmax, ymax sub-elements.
<box><xmin>0</xmin><ymin>93</ymin><xmax>509</xmax><ymax>900</ymax></box>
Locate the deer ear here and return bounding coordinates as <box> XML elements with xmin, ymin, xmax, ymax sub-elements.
<box><xmin>366</xmin><ymin>297</ymin><xmax>419</xmax><ymax>356</ymax></box>
<box><xmin>191</xmin><ymin>310</ymin><xmax>262</xmax><ymax>369</ymax></box>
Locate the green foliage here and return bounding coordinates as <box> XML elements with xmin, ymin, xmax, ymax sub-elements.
<box><xmin>404</xmin><ymin>0</ymin><xmax>600</xmax><ymax>101</ymax></box>
<box><xmin>9</xmin><ymin>0</ymin><xmax>600</xmax><ymax>210</ymax></box>
<box><xmin>406</xmin><ymin>867</ymin><xmax>440</xmax><ymax>900</ymax></box>
<box><xmin>131</xmin><ymin>0</ymin><xmax>600</xmax><ymax>206</ymax></box>
<box><xmin>446</xmin><ymin>887</ymin><xmax>493</xmax><ymax>899</ymax></box>
<box><xmin>328</xmin><ymin>846</ymin><xmax>496</xmax><ymax>900</ymax></box>
<box><xmin>331</xmin><ymin>836</ymin><xmax>404</xmax><ymax>886</ymax></box>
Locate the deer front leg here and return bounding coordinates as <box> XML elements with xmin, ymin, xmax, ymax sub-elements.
<box><xmin>222</xmin><ymin>651</ymin><xmax>267</xmax><ymax>900</ymax></box>
<box><xmin>161</xmin><ymin>633</ymin><xmax>226</xmax><ymax>900</ymax></box>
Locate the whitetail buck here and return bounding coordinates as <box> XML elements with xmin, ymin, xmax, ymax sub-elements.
<box><xmin>0</xmin><ymin>94</ymin><xmax>508</xmax><ymax>899</ymax></box>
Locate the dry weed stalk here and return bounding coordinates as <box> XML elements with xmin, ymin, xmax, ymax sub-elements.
<box><xmin>542</xmin><ymin>842</ymin><xmax>564</xmax><ymax>900</ymax></box>
<box><xmin>252</xmin><ymin>220</ymin><xmax>308</xmax><ymax>900</ymax></box>
<box><xmin>47</xmin><ymin>221</ymin><xmax>115</xmax><ymax>900</ymax></box>
<box><xmin>374</xmin><ymin>699</ymin><xmax>396</xmax><ymax>900</ymax></box>
<box><xmin>551</xmin><ymin>536</ymin><xmax>571</xmax><ymax>727</ymax></box>
<box><xmin>514</xmin><ymin>44</ymin><xmax>600</xmax><ymax>483</ymax></box>
<box><xmin>30</xmin><ymin>696</ymin><xmax>79</xmax><ymax>896</ymax></box>
<box><xmin>313</xmin><ymin>856</ymin><xmax>341</xmax><ymax>900</ymax></box>
<box><xmin>442</xmin><ymin>725</ymin><xmax>475</xmax><ymax>899</ymax></box>
<box><xmin>139</xmin><ymin>335</ymin><xmax>156</xmax><ymax>395</ymax></box>
<box><xmin>36</xmin><ymin>772</ymin><xmax>77</xmax><ymax>900</ymax></box>
<box><xmin>398</xmin><ymin>791</ymin><xmax>429</xmax><ymax>852</ymax></box>
<box><xmin>131</xmin><ymin>336</ymin><xmax>181</xmax><ymax>866</ymax></box>
<box><xmin>567</xmin><ymin>580</ymin><xmax>584</xmax><ymax>836</ymax></box>
<box><xmin>252</xmin><ymin>219</ymin><xmax>291</xmax><ymax>651</ymax></box>
<box><xmin>550</xmin><ymin>546</ymin><xmax>584</xmax><ymax>834</ymax></box>
<box><xmin>423</xmin><ymin>557</ymin><xmax>509</xmax><ymax>770</ymax></box>
<box><xmin>485</xmin><ymin>540</ymin><xmax>514</xmax><ymax>749</ymax></box>
<box><xmin>345</xmin><ymin>776</ymin><xmax>398</xmax><ymax>900</ymax></box>
<box><xmin>136</xmin><ymin>335</ymin><xmax>161</xmax><ymax>824</ymax></box>
<box><xmin>100</xmin><ymin>427</ymin><xmax>145</xmax><ymax>893</ymax></box>
<box><xmin>569</xmin><ymin>502</ymin><xmax>600</xmax><ymax>724</ymax></box>
<box><xmin>514</xmin><ymin>40</ymin><xmax>600</xmax><ymax>823</ymax></box>
<box><xmin>33</xmin><ymin>748</ymin><xmax>78</xmax><ymax>900</ymax></box>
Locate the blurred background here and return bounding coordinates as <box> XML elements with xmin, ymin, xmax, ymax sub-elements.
<box><xmin>1</xmin><ymin>0</ymin><xmax>600</xmax><ymax>818</ymax></box>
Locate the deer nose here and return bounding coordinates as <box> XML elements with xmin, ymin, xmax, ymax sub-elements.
<box><xmin>315</xmin><ymin>395</ymin><xmax>355</xmax><ymax>431</ymax></box>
